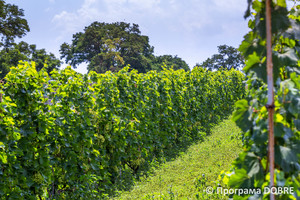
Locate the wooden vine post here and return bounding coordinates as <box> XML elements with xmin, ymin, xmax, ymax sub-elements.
<box><xmin>265</xmin><ymin>0</ymin><xmax>275</xmax><ymax>199</ymax></box>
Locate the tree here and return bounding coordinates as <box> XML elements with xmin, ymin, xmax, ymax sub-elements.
<box><xmin>197</xmin><ymin>45</ymin><xmax>244</xmax><ymax>71</ymax></box>
<box><xmin>0</xmin><ymin>1</ymin><xmax>60</xmax><ymax>79</ymax></box>
<box><xmin>151</xmin><ymin>55</ymin><xmax>190</xmax><ymax>71</ymax></box>
<box><xmin>0</xmin><ymin>41</ymin><xmax>61</xmax><ymax>79</ymax></box>
<box><xmin>0</xmin><ymin>0</ymin><xmax>30</xmax><ymax>47</ymax></box>
<box><xmin>60</xmin><ymin>22</ymin><xmax>154</xmax><ymax>73</ymax></box>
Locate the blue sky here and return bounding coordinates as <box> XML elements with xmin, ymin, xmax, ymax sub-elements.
<box><xmin>6</xmin><ymin>0</ymin><xmax>250</xmax><ymax>74</ymax></box>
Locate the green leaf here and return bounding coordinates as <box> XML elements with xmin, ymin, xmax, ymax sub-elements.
<box><xmin>228</xmin><ymin>168</ymin><xmax>249</xmax><ymax>188</ymax></box>
<box><xmin>244</xmin><ymin>52</ymin><xmax>261</xmax><ymax>72</ymax></box>
<box><xmin>233</xmin><ymin>99</ymin><xmax>251</xmax><ymax>132</ymax></box>
<box><xmin>274</xmin><ymin>123</ymin><xmax>285</xmax><ymax>137</ymax></box>
<box><xmin>246</xmin><ymin>153</ymin><xmax>263</xmax><ymax>180</ymax></box>
<box><xmin>274</xmin><ymin>122</ymin><xmax>293</xmax><ymax>142</ymax></box>
<box><xmin>0</xmin><ymin>152</ymin><xmax>7</xmax><ymax>164</ymax></box>
<box><xmin>272</xmin><ymin>6</ymin><xmax>290</xmax><ymax>34</ymax></box>
<box><xmin>276</xmin><ymin>0</ymin><xmax>287</xmax><ymax>8</ymax></box>
<box><xmin>288</xmin><ymin>96</ymin><xmax>300</xmax><ymax>116</ymax></box>
<box><xmin>233</xmin><ymin>100</ymin><xmax>249</xmax><ymax>121</ymax></box>
<box><xmin>275</xmin><ymin>145</ymin><xmax>300</xmax><ymax>172</ymax></box>
<box><xmin>273</xmin><ymin>48</ymin><xmax>299</xmax><ymax>68</ymax></box>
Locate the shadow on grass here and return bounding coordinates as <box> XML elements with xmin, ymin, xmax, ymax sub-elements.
<box><xmin>108</xmin><ymin>112</ymin><xmax>234</xmax><ymax>199</ymax></box>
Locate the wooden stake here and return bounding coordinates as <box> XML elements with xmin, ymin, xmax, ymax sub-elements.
<box><xmin>266</xmin><ymin>0</ymin><xmax>275</xmax><ymax>199</ymax></box>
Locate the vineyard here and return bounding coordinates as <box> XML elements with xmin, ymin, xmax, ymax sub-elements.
<box><xmin>1</xmin><ymin>0</ymin><xmax>300</xmax><ymax>199</ymax></box>
<box><xmin>0</xmin><ymin>62</ymin><xmax>244</xmax><ymax>199</ymax></box>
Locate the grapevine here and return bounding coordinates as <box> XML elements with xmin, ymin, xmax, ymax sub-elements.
<box><xmin>0</xmin><ymin>62</ymin><xmax>244</xmax><ymax>199</ymax></box>
<box><xmin>224</xmin><ymin>0</ymin><xmax>300</xmax><ymax>199</ymax></box>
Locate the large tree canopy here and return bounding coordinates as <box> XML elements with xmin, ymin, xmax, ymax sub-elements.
<box><xmin>151</xmin><ymin>55</ymin><xmax>190</xmax><ymax>71</ymax></box>
<box><xmin>0</xmin><ymin>1</ymin><xmax>60</xmax><ymax>79</ymax></box>
<box><xmin>197</xmin><ymin>45</ymin><xmax>244</xmax><ymax>71</ymax></box>
<box><xmin>0</xmin><ymin>41</ymin><xmax>61</xmax><ymax>79</ymax></box>
<box><xmin>60</xmin><ymin>22</ymin><xmax>154</xmax><ymax>73</ymax></box>
<box><xmin>0</xmin><ymin>0</ymin><xmax>30</xmax><ymax>47</ymax></box>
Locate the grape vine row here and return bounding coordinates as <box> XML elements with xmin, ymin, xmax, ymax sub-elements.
<box><xmin>0</xmin><ymin>62</ymin><xmax>244</xmax><ymax>199</ymax></box>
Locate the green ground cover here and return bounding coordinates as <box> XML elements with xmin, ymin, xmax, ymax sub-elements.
<box><xmin>114</xmin><ymin>117</ymin><xmax>243</xmax><ymax>199</ymax></box>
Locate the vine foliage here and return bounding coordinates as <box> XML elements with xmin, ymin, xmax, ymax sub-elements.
<box><xmin>0</xmin><ymin>62</ymin><xmax>244</xmax><ymax>199</ymax></box>
<box><xmin>223</xmin><ymin>0</ymin><xmax>300</xmax><ymax>199</ymax></box>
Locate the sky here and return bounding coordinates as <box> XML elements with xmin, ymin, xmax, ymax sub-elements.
<box><xmin>6</xmin><ymin>0</ymin><xmax>250</xmax><ymax>74</ymax></box>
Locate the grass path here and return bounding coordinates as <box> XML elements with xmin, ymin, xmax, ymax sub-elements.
<box><xmin>114</xmin><ymin>117</ymin><xmax>242</xmax><ymax>199</ymax></box>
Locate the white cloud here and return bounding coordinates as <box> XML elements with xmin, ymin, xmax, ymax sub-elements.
<box><xmin>52</xmin><ymin>0</ymin><xmax>101</xmax><ymax>43</ymax></box>
<box><xmin>212</xmin><ymin>0</ymin><xmax>246</xmax><ymax>11</ymax></box>
<box><xmin>51</xmin><ymin>0</ymin><xmax>249</xmax><ymax>71</ymax></box>
<box><xmin>51</xmin><ymin>0</ymin><xmax>166</xmax><ymax>42</ymax></box>
<box><xmin>127</xmin><ymin>0</ymin><xmax>161</xmax><ymax>11</ymax></box>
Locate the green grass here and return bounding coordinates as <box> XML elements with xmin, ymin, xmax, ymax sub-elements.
<box><xmin>113</xmin><ymin>117</ymin><xmax>243</xmax><ymax>200</ymax></box>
